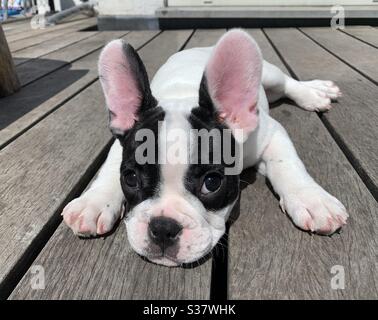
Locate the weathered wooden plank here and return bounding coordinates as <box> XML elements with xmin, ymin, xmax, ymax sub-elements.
<box><xmin>129</xmin><ymin>30</ymin><xmax>194</xmax><ymax>79</ymax></box>
<box><xmin>0</xmin><ymin>24</ymin><xmax>20</xmax><ymax>97</ymax></box>
<box><xmin>264</xmin><ymin>28</ymin><xmax>378</xmax><ymax>200</ymax></box>
<box><xmin>341</xmin><ymin>26</ymin><xmax>378</xmax><ymax>49</ymax></box>
<box><xmin>229</xmin><ymin>29</ymin><xmax>378</xmax><ymax>299</ymax></box>
<box><xmin>10</xmin><ymin>216</ymin><xmax>211</xmax><ymax>299</ymax></box>
<box><xmin>299</xmin><ymin>27</ymin><xmax>378</xmax><ymax>84</ymax></box>
<box><xmin>0</xmin><ymin>81</ymin><xmax>112</xmax><ymax>299</ymax></box>
<box><xmin>0</xmin><ymin>31</ymin><xmax>160</xmax><ymax>148</ymax></box>
<box><xmin>4</xmin><ymin>17</ymin><xmax>93</xmax><ymax>42</ymax></box>
<box><xmin>5</xmin><ymin>17</ymin><xmax>96</xmax><ymax>43</ymax></box>
<box><xmin>15</xmin><ymin>31</ymin><xmax>128</xmax><ymax>87</ymax></box>
<box><xmin>9</xmin><ymin>19</ymin><xmax>98</xmax><ymax>53</ymax></box>
<box><xmin>3</xmin><ymin>19</ymin><xmax>33</xmax><ymax>35</ymax></box>
<box><xmin>3</xmin><ymin>18</ymin><xmax>49</xmax><ymax>37</ymax></box>
<box><xmin>3</xmin><ymin>14</ymin><xmax>88</xmax><ymax>37</ymax></box>
<box><xmin>6</xmin><ymin>30</ymin><xmax>212</xmax><ymax>300</ymax></box>
<box><xmin>185</xmin><ymin>28</ymin><xmax>226</xmax><ymax>49</ymax></box>
<box><xmin>13</xmin><ymin>31</ymin><xmax>99</xmax><ymax>65</ymax></box>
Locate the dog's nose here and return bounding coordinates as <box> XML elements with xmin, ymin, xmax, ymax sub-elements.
<box><xmin>148</xmin><ymin>217</ymin><xmax>182</xmax><ymax>250</ymax></box>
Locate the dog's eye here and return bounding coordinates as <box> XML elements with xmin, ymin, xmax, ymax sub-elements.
<box><xmin>201</xmin><ymin>172</ymin><xmax>222</xmax><ymax>194</ymax></box>
<box><xmin>124</xmin><ymin>170</ymin><xmax>138</xmax><ymax>188</ymax></box>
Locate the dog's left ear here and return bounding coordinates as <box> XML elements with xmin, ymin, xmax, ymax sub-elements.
<box><xmin>98</xmin><ymin>39</ymin><xmax>156</xmax><ymax>137</ymax></box>
<box><xmin>199</xmin><ymin>29</ymin><xmax>263</xmax><ymax>142</ymax></box>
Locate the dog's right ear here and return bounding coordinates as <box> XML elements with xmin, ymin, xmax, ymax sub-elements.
<box><xmin>98</xmin><ymin>40</ymin><xmax>157</xmax><ymax>137</ymax></box>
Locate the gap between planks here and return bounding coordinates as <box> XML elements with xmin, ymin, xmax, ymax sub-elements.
<box><xmin>5</xmin><ymin>30</ymin><xmax>214</xmax><ymax>300</ymax></box>
<box><xmin>339</xmin><ymin>27</ymin><xmax>378</xmax><ymax>49</ymax></box>
<box><xmin>0</xmin><ymin>31</ymin><xmax>162</xmax><ymax>150</ymax></box>
<box><xmin>0</xmin><ymin>31</ymin><xmax>165</xmax><ymax>299</ymax></box>
<box><xmin>298</xmin><ymin>28</ymin><xmax>378</xmax><ymax>86</ymax></box>
<box><xmin>4</xmin><ymin>17</ymin><xmax>96</xmax><ymax>43</ymax></box>
<box><xmin>228</xmin><ymin>28</ymin><xmax>378</xmax><ymax>299</ymax></box>
<box><xmin>15</xmin><ymin>31</ymin><xmax>131</xmax><ymax>88</ymax></box>
<box><xmin>9</xmin><ymin>20</ymin><xmax>98</xmax><ymax>53</ymax></box>
<box><xmin>13</xmin><ymin>31</ymin><xmax>100</xmax><ymax>67</ymax></box>
<box><xmin>263</xmin><ymin>28</ymin><xmax>378</xmax><ymax>202</ymax></box>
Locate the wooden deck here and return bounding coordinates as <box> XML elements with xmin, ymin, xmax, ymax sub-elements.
<box><xmin>0</xmin><ymin>18</ymin><xmax>377</xmax><ymax>300</ymax></box>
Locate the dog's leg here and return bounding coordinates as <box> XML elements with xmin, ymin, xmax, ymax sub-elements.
<box><xmin>62</xmin><ymin>140</ymin><xmax>124</xmax><ymax>236</ymax></box>
<box><xmin>262</xmin><ymin>60</ymin><xmax>342</xmax><ymax>111</ymax></box>
<box><xmin>258</xmin><ymin>119</ymin><xmax>348</xmax><ymax>235</ymax></box>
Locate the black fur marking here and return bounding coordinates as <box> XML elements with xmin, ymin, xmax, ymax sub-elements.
<box><xmin>109</xmin><ymin>42</ymin><xmax>158</xmax><ymax>139</ymax></box>
<box><xmin>198</xmin><ymin>74</ymin><xmax>216</xmax><ymax>119</ymax></box>
<box><xmin>122</xmin><ymin>43</ymin><xmax>157</xmax><ymax>115</ymax></box>
<box><xmin>117</xmin><ymin>54</ymin><xmax>239</xmax><ymax>213</ymax></box>
<box><xmin>186</xmin><ymin>107</ymin><xmax>240</xmax><ymax>212</ymax></box>
<box><xmin>120</xmin><ymin>107</ymin><xmax>165</xmax><ymax>212</ymax></box>
<box><xmin>105</xmin><ymin>42</ymin><xmax>163</xmax><ymax>211</ymax></box>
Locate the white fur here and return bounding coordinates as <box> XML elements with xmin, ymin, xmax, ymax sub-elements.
<box><xmin>62</xmin><ymin>140</ymin><xmax>124</xmax><ymax>236</ymax></box>
<box><xmin>63</xmin><ymin>32</ymin><xmax>348</xmax><ymax>266</ymax></box>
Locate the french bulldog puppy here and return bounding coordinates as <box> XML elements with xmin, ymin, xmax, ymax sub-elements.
<box><xmin>62</xmin><ymin>29</ymin><xmax>348</xmax><ymax>267</ymax></box>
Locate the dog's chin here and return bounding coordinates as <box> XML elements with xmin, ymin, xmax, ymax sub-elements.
<box><xmin>148</xmin><ymin>256</ymin><xmax>181</xmax><ymax>267</ymax></box>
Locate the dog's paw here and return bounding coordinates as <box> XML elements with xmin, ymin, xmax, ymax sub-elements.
<box><xmin>279</xmin><ymin>185</ymin><xmax>348</xmax><ymax>235</ymax></box>
<box><xmin>289</xmin><ymin>80</ymin><xmax>341</xmax><ymax>112</ymax></box>
<box><xmin>302</xmin><ymin>80</ymin><xmax>342</xmax><ymax>100</ymax></box>
<box><xmin>62</xmin><ymin>192</ymin><xmax>123</xmax><ymax>237</ymax></box>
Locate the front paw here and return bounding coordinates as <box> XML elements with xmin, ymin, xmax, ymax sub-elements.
<box><xmin>62</xmin><ymin>192</ymin><xmax>123</xmax><ymax>237</ymax></box>
<box><xmin>280</xmin><ymin>185</ymin><xmax>348</xmax><ymax>235</ymax></box>
<box><xmin>292</xmin><ymin>80</ymin><xmax>342</xmax><ymax>112</ymax></box>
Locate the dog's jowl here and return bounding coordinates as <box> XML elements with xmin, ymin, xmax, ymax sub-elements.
<box><xmin>62</xmin><ymin>29</ymin><xmax>348</xmax><ymax>267</ymax></box>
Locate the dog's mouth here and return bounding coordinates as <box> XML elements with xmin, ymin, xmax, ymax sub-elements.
<box><xmin>142</xmin><ymin>240</ymin><xmax>214</xmax><ymax>267</ymax></box>
<box><xmin>143</xmin><ymin>245</ymin><xmax>181</xmax><ymax>266</ymax></box>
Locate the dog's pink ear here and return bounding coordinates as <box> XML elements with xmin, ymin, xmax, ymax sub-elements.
<box><xmin>201</xmin><ymin>29</ymin><xmax>263</xmax><ymax>141</ymax></box>
<box><xmin>98</xmin><ymin>40</ymin><xmax>156</xmax><ymax>136</ymax></box>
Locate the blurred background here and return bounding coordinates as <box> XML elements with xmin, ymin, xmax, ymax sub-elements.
<box><xmin>1</xmin><ymin>1</ymin><xmax>377</xmax><ymax>28</ymax></box>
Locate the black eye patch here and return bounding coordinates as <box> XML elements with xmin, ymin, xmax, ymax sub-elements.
<box><xmin>119</xmin><ymin>107</ymin><xmax>165</xmax><ymax>211</ymax></box>
<box><xmin>185</xmin><ymin>164</ymin><xmax>239</xmax><ymax>211</ymax></box>
<box><xmin>185</xmin><ymin>108</ymin><xmax>240</xmax><ymax>211</ymax></box>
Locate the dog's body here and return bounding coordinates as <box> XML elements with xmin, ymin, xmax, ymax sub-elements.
<box><xmin>63</xmin><ymin>30</ymin><xmax>348</xmax><ymax>266</ymax></box>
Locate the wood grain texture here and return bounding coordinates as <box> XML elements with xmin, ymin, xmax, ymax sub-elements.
<box><xmin>13</xmin><ymin>31</ymin><xmax>99</xmax><ymax>66</ymax></box>
<box><xmin>228</xmin><ymin>29</ymin><xmax>378</xmax><ymax>300</ymax></box>
<box><xmin>0</xmin><ymin>31</ymin><xmax>160</xmax><ymax>149</ymax></box>
<box><xmin>0</xmin><ymin>24</ymin><xmax>20</xmax><ymax>97</ymax></box>
<box><xmin>0</xmin><ymin>82</ymin><xmax>111</xmax><ymax>297</ymax></box>
<box><xmin>341</xmin><ymin>26</ymin><xmax>378</xmax><ymax>49</ymax></box>
<box><xmin>132</xmin><ymin>30</ymin><xmax>194</xmax><ymax>78</ymax></box>
<box><xmin>4</xmin><ymin>17</ymin><xmax>96</xmax><ymax>43</ymax></box>
<box><xmin>10</xmin><ymin>220</ymin><xmax>210</xmax><ymax>299</ymax></box>
<box><xmin>299</xmin><ymin>27</ymin><xmax>378</xmax><ymax>84</ymax></box>
<box><xmin>184</xmin><ymin>29</ymin><xmax>226</xmax><ymax>49</ymax></box>
<box><xmin>15</xmin><ymin>31</ymin><xmax>128</xmax><ymax>87</ymax></box>
<box><xmin>9</xmin><ymin>20</ymin><xmax>98</xmax><ymax>53</ymax></box>
<box><xmin>264</xmin><ymin>28</ymin><xmax>378</xmax><ymax>199</ymax></box>
<box><xmin>3</xmin><ymin>19</ymin><xmax>34</xmax><ymax>36</ymax></box>
<box><xmin>3</xmin><ymin>15</ymin><xmax>89</xmax><ymax>37</ymax></box>
<box><xmin>8</xmin><ymin>30</ymin><xmax>212</xmax><ymax>300</ymax></box>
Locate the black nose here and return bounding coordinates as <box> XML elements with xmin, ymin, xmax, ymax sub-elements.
<box><xmin>148</xmin><ymin>217</ymin><xmax>182</xmax><ymax>250</ymax></box>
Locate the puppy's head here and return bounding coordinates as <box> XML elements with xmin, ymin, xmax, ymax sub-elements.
<box><xmin>98</xmin><ymin>30</ymin><xmax>263</xmax><ymax>266</ymax></box>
